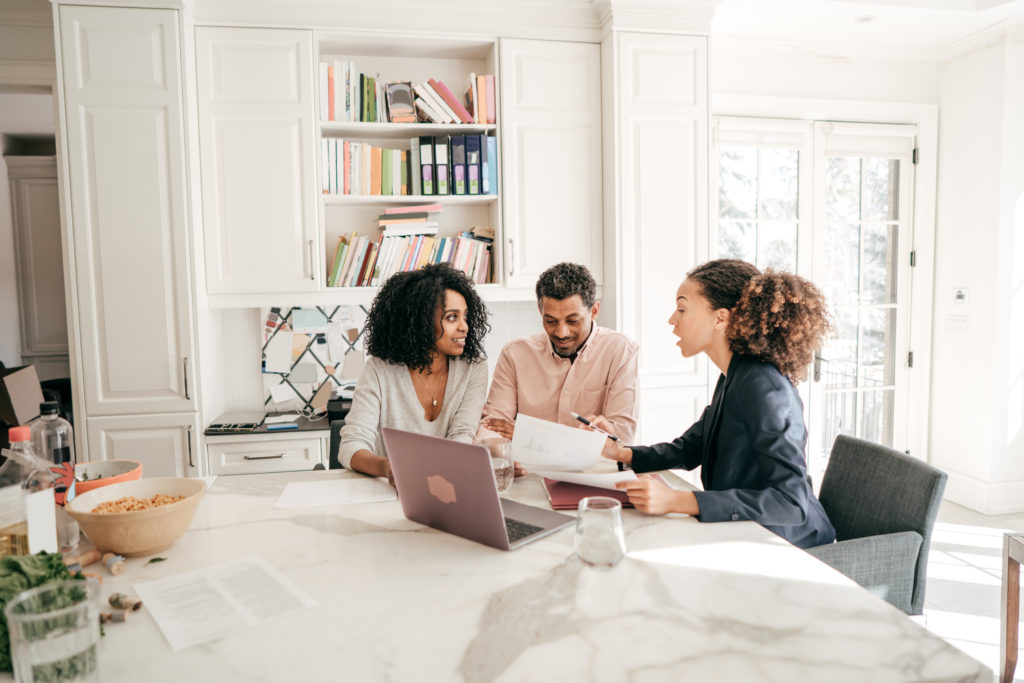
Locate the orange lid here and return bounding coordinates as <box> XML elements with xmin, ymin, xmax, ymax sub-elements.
<box><xmin>7</xmin><ymin>426</ymin><xmax>30</xmax><ymax>442</ymax></box>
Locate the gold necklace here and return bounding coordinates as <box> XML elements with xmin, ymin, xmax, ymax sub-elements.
<box><xmin>413</xmin><ymin>366</ymin><xmax>448</xmax><ymax>407</ymax></box>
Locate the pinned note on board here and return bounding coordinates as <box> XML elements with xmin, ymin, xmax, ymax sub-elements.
<box><xmin>263</xmin><ymin>333</ymin><xmax>292</xmax><ymax>374</ymax></box>
<box><xmin>291</xmin><ymin>308</ymin><xmax>329</xmax><ymax>333</ymax></box>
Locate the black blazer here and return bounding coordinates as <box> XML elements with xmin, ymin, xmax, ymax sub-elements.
<box><xmin>630</xmin><ymin>354</ymin><xmax>835</xmax><ymax>549</ymax></box>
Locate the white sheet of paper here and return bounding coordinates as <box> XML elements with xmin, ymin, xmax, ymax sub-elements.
<box><xmin>25</xmin><ymin>488</ymin><xmax>57</xmax><ymax>553</ymax></box>
<box><xmin>269</xmin><ymin>385</ymin><xmax>296</xmax><ymax>403</ymax></box>
<box><xmin>274</xmin><ymin>478</ymin><xmax>396</xmax><ymax>509</ymax></box>
<box><xmin>326</xmin><ymin>323</ymin><xmax>347</xmax><ymax>362</ymax></box>
<box><xmin>133</xmin><ymin>555</ymin><xmax>316</xmax><ymax>651</ymax></box>
<box><xmin>510</xmin><ymin>414</ymin><xmax>607</xmax><ymax>471</ymax></box>
<box><xmin>531</xmin><ymin>469</ymin><xmax>637</xmax><ymax>490</ymax></box>
<box><xmin>263</xmin><ymin>333</ymin><xmax>292</xmax><ymax>374</ymax></box>
<box><xmin>265</xmin><ymin>413</ymin><xmax>300</xmax><ymax>424</ymax></box>
<box><xmin>290</xmin><ymin>308</ymin><xmax>328</xmax><ymax>333</ymax></box>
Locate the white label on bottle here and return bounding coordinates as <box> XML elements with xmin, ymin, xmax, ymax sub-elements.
<box><xmin>26</xmin><ymin>488</ymin><xmax>58</xmax><ymax>553</ymax></box>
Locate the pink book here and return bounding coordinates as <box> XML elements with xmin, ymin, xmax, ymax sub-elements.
<box><xmin>429</xmin><ymin>78</ymin><xmax>474</xmax><ymax>124</ymax></box>
<box><xmin>485</xmin><ymin>75</ymin><xmax>496</xmax><ymax>124</ymax></box>
<box><xmin>384</xmin><ymin>203</ymin><xmax>443</xmax><ymax>215</ymax></box>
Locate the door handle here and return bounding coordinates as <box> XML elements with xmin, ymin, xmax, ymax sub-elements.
<box><xmin>183</xmin><ymin>357</ymin><xmax>191</xmax><ymax>400</ymax></box>
<box><xmin>244</xmin><ymin>453</ymin><xmax>286</xmax><ymax>461</ymax></box>
<box><xmin>186</xmin><ymin>426</ymin><xmax>194</xmax><ymax>468</ymax></box>
<box><xmin>307</xmin><ymin>240</ymin><xmax>315</xmax><ymax>281</ymax></box>
<box><xmin>507</xmin><ymin>236</ymin><xmax>515</xmax><ymax>278</ymax></box>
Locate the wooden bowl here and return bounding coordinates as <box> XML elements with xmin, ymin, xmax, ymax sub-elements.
<box><xmin>74</xmin><ymin>460</ymin><xmax>143</xmax><ymax>495</ymax></box>
<box><xmin>66</xmin><ymin>477</ymin><xmax>206</xmax><ymax>557</ymax></box>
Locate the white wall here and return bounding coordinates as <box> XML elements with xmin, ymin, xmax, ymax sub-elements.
<box><xmin>711</xmin><ymin>41</ymin><xmax>940</xmax><ymax>105</ymax></box>
<box><xmin>932</xmin><ymin>39</ymin><xmax>1024</xmax><ymax>512</ymax></box>
<box><xmin>0</xmin><ymin>92</ymin><xmax>57</xmax><ymax>368</ymax></box>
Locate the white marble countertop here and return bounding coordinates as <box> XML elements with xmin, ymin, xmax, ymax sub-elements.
<box><xmin>25</xmin><ymin>470</ymin><xmax>990</xmax><ymax>682</ymax></box>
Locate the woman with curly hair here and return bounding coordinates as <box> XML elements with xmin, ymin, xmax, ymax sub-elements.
<box><xmin>588</xmin><ymin>258</ymin><xmax>835</xmax><ymax>549</ymax></box>
<box><xmin>339</xmin><ymin>263</ymin><xmax>490</xmax><ymax>485</ymax></box>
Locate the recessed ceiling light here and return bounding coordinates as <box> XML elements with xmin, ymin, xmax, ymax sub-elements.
<box><xmin>854</xmin><ymin>14</ymin><xmax>877</xmax><ymax>24</ymax></box>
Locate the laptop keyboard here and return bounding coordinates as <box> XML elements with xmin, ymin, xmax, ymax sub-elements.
<box><xmin>504</xmin><ymin>517</ymin><xmax>544</xmax><ymax>543</ymax></box>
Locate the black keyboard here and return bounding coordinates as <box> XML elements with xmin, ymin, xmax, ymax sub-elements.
<box><xmin>504</xmin><ymin>518</ymin><xmax>544</xmax><ymax>543</ymax></box>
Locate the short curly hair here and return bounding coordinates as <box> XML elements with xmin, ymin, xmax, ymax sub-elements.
<box><xmin>535</xmin><ymin>262</ymin><xmax>597</xmax><ymax>307</ymax></box>
<box><xmin>363</xmin><ymin>263</ymin><xmax>490</xmax><ymax>372</ymax></box>
<box><xmin>687</xmin><ymin>259</ymin><xmax>831</xmax><ymax>385</ymax></box>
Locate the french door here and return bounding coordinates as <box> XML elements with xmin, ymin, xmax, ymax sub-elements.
<box><xmin>714</xmin><ymin>117</ymin><xmax>918</xmax><ymax>483</ymax></box>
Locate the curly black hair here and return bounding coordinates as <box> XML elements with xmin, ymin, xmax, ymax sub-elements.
<box><xmin>687</xmin><ymin>259</ymin><xmax>832</xmax><ymax>385</ymax></box>
<box><xmin>363</xmin><ymin>263</ymin><xmax>490</xmax><ymax>372</ymax></box>
<box><xmin>535</xmin><ymin>262</ymin><xmax>597</xmax><ymax>307</ymax></box>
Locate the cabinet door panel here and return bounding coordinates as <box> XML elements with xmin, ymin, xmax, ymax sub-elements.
<box><xmin>196</xmin><ymin>27</ymin><xmax>318</xmax><ymax>294</ymax></box>
<box><xmin>500</xmin><ymin>39</ymin><xmax>602</xmax><ymax>289</ymax></box>
<box><xmin>58</xmin><ymin>6</ymin><xmax>195</xmax><ymax>415</ymax></box>
<box><xmin>87</xmin><ymin>413</ymin><xmax>199</xmax><ymax>478</ymax></box>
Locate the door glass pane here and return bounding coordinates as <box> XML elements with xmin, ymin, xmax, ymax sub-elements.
<box><xmin>824</xmin><ymin>222</ymin><xmax>860</xmax><ymax>306</ymax></box>
<box><xmin>859</xmin><ymin>389</ymin><xmax>894</xmax><ymax>445</ymax></box>
<box><xmin>759</xmin><ymin>222</ymin><xmax>797</xmax><ymax>271</ymax></box>
<box><xmin>861</xmin><ymin>223</ymin><xmax>898</xmax><ymax>305</ymax></box>
<box><xmin>826</xmin><ymin>157</ymin><xmax>860</xmax><ymax>220</ymax></box>
<box><xmin>759</xmin><ymin>148</ymin><xmax>798</xmax><ymax>220</ymax></box>
<box><xmin>862</xmin><ymin>158</ymin><xmax>899</xmax><ymax>221</ymax></box>
<box><xmin>860</xmin><ymin>306</ymin><xmax>897</xmax><ymax>385</ymax></box>
<box><xmin>718</xmin><ymin>147</ymin><xmax>756</xmax><ymax>219</ymax></box>
<box><xmin>716</xmin><ymin>144</ymin><xmax>800</xmax><ymax>270</ymax></box>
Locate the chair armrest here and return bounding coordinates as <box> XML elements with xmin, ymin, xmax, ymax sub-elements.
<box><xmin>806</xmin><ymin>531</ymin><xmax>923</xmax><ymax>614</ymax></box>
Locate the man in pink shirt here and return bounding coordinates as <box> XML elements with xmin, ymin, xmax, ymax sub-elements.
<box><xmin>478</xmin><ymin>262</ymin><xmax>639</xmax><ymax>445</ymax></box>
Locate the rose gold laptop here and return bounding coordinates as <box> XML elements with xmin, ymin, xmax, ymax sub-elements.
<box><xmin>381</xmin><ymin>427</ymin><xmax>574</xmax><ymax>551</ymax></box>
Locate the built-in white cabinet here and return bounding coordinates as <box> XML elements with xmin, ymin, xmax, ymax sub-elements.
<box><xmin>57</xmin><ymin>5</ymin><xmax>197</xmax><ymax>417</ymax></box>
<box><xmin>195</xmin><ymin>27</ymin><xmax>320</xmax><ymax>295</ymax></box>
<box><xmin>500</xmin><ymin>39</ymin><xmax>603</xmax><ymax>290</ymax></box>
<box><xmin>6</xmin><ymin>156</ymin><xmax>70</xmax><ymax>381</ymax></box>
<box><xmin>86</xmin><ymin>413</ymin><xmax>199</xmax><ymax>477</ymax></box>
<box><xmin>206</xmin><ymin>434</ymin><xmax>325</xmax><ymax>475</ymax></box>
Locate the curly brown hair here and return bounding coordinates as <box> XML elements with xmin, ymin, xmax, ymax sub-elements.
<box><xmin>728</xmin><ymin>269</ymin><xmax>832</xmax><ymax>384</ymax></box>
<box><xmin>687</xmin><ymin>259</ymin><xmax>831</xmax><ymax>384</ymax></box>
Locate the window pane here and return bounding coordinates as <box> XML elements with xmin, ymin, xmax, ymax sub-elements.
<box><xmin>861</xmin><ymin>223</ymin><xmax>898</xmax><ymax>305</ymax></box>
<box><xmin>825</xmin><ymin>307</ymin><xmax>859</xmax><ymax>368</ymax></box>
<box><xmin>826</xmin><ymin>157</ymin><xmax>861</xmax><ymax>221</ymax></box>
<box><xmin>758</xmin><ymin>148</ymin><xmax>798</xmax><ymax>220</ymax></box>
<box><xmin>718</xmin><ymin>221</ymin><xmax>756</xmax><ymax>263</ymax></box>
<box><xmin>758</xmin><ymin>222</ymin><xmax>797</xmax><ymax>271</ymax></box>
<box><xmin>858</xmin><ymin>389</ymin><xmax>894</xmax><ymax>445</ymax></box>
<box><xmin>718</xmin><ymin>147</ymin><xmax>756</xmax><ymax>219</ymax></box>
<box><xmin>862</xmin><ymin>158</ymin><xmax>899</xmax><ymax>221</ymax></box>
<box><xmin>824</xmin><ymin>222</ymin><xmax>860</xmax><ymax>306</ymax></box>
<box><xmin>860</xmin><ymin>306</ymin><xmax>897</xmax><ymax>385</ymax></box>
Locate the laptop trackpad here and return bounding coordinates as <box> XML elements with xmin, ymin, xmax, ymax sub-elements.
<box><xmin>500</xmin><ymin>498</ymin><xmax>574</xmax><ymax>539</ymax></box>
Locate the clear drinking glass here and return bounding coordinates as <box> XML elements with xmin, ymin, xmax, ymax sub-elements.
<box><xmin>574</xmin><ymin>496</ymin><xmax>627</xmax><ymax>569</ymax></box>
<box><xmin>4</xmin><ymin>580</ymin><xmax>101</xmax><ymax>683</ymax></box>
<box><xmin>479</xmin><ymin>437</ymin><xmax>514</xmax><ymax>493</ymax></box>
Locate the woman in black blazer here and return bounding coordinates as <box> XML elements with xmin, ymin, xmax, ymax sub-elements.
<box><xmin>591</xmin><ymin>259</ymin><xmax>836</xmax><ymax>549</ymax></box>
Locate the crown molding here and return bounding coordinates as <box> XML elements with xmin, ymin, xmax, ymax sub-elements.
<box><xmin>936</xmin><ymin>18</ymin><xmax>1024</xmax><ymax>62</ymax></box>
<box><xmin>594</xmin><ymin>0</ymin><xmax>721</xmax><ymax>35</ymax></box>
<box><xmin>710</xmin><ymin>33</ymin><xmax>941</xmax><ymax>64</ymax></box>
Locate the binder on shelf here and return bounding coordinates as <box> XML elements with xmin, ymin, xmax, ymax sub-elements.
<box><xmin>480</xmin><ymin>135</ymin><xmax>490</xmax><ymax>195</ymax></box>
<box><xmin>428</xmin><ymin>78</ymin><xmax>473</xmax><ymax>124</ymax></box>
<box><xmin>419</xmin><ymin>135</ymin><xmax>434</xmax><ymax>195</ymax></box>
<box><xmin>466</xmin><ymin>135</ymin><xmax>481</xmax><ymax>195</ymax></box>
<box><xmin>434</xmin><ymin>136</ymin><xmax>450</xmax><ymax>196</ymax></box>
<box><xmin>486</xmin><ymin>136</ymin><xmax>497</xmax><ymax>195</ymax></box>
<box><xmin>451</xmin><ymin>135</ymin><xmax>466</xmax><ymax>196</ymax></box>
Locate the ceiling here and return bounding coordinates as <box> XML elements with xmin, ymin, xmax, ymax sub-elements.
<box><xmin>712</xmin><ymin>0</ymin><xmax>1024</xmax><ymax>56</ymax></box>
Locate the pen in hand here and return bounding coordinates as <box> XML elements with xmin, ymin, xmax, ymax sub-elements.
<box><xmin>570</xmin><ymin>412</ymin><xmax>620</xmax><ymax>442</ymax></box>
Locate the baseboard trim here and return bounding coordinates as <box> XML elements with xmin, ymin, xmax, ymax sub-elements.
<box><xmin>944</xmin><ymin>470</ymin><xmax>1024</xmax><ymax>515</ymax></box>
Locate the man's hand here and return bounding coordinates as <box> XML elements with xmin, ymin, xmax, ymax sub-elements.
<box><xmin>483</xmin><ymin>418</ymin><xmax>515</xmax><ymax>440</ymax></box>
<box><xmin>585</xmin><ymin>414</ymin><xmax>632</xmax><ymax>465</ymax></box>
<box><xmin>614</xmin><ymin>476</ymin><xmax>697</xmax><ymax>515</ymax></box>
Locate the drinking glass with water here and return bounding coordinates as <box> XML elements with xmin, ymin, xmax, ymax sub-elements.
<box><xmin>574</xmin><ymin>496</ymin><xmax>627</xmax><ymax>569</ymax></box>
<box><xmin>478</xmin><ymin>438</ymin><xmax>514</xmax><ymax>493</ymax></box>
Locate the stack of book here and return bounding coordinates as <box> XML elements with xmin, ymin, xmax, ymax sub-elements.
<box><xmin>322</xmin><ymin>135</ymin><xmax>497</xmax><ymax>197</ymax></box>
<box><xmin>326</xmin><ymin>207</ymin><xmax>494</xmax><ymax>287</ymax></box>
<box><xmin>319</xmin><ymin>61</ymin><xmax>496</xmax><ymax>126</ymax></box>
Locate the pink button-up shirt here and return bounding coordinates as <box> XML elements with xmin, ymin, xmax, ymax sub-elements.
<box><xmin>477</xmin><ymin>325</ymin><xmax>639</xmax><ymax>442</ymax></box>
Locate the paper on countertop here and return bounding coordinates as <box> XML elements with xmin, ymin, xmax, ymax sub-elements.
<box><xmin>265</xmin><ymin>413</ymin><xmax>300</xmax><ymax>424</ymax></box>
<box><xmin>133</xmin><ymin>555</ymin><xmax>316</xmax><ymax>651</ymax></box>
<box><xmin>510</xmin><ymin>413</ymin><xmax>607</xmax><ymax>471</ymax></box>
<box><xmin>531</xmin><ymin>469</ymin><xmax>637</xmax><ymax>490</ymax></box>
<box><xmin>274</xmin><ymin>478</ymin><xmax>396</xmax><ymax>509</ymax></box>
<box><xmin>263</xmin><ymin>333</ymin><xmax>292</xmax><ymax>374</ymax></box>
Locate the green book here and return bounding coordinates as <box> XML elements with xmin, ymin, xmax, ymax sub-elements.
<box><xmin>381</xmin><ymin>148</ymin><xmax>393</xmax><ymax>196</ymax></box>
<box><xmin>328</xmin><ymin>238</ymin><xmax>348</xmax><ymax>287</ymax></box>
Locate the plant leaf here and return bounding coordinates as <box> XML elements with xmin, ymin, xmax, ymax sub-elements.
<box><xmin>145</xmin><ymin>557</ymin><xmax>167</xmax><ymax>566</ymax></box>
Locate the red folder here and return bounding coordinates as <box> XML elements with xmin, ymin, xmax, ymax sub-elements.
<box><xmin>542</xmin><ymin>473</ymin><xmax>668</xmax><ymax>510</ymax></box>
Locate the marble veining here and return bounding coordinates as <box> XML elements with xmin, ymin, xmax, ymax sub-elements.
<box><xmin>12</xmin><ymin>470</ymin><xmax>988</xmax><ymax>683</ymax></box>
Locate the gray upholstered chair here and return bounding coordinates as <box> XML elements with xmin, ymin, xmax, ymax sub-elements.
<box><xmin>806</xmin><ymin>434</ymin><xmax>948</xmax><ymax>615</ymax></box>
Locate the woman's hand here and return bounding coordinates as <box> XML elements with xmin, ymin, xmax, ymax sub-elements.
<box><xmin>614</xmin><ymin>476</ymin><xmax>698</xmax><ymax>515</ymax></box>
<box><xmin>351</xmin><ymin>450</ymin><xmax>395</xmax><ymax>488</ymax></box>
<box><xmin>585</xmin><ymin>414</ymin><xmax>632</xmax><ymax>466</ymax></box>
<box><xmin>483</xmin><ymin>418</ymin><xmax>515</xmax><ymax>440</ymax></box>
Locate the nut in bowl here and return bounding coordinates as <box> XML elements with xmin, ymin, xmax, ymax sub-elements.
<box><xmin>66</xmin><ymin>477</ymin><xmax>206</xmax><ymax>557</ymax></box>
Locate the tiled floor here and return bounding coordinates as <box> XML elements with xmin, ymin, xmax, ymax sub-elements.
<box><xmin>925</xmin><ymin>501</ymin><xmax>1024</xmax><ymax>681</ymax></box>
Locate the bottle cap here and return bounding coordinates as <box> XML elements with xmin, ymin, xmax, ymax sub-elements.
<box><xmin>8</xmin><ymin>426</ymin><xmax>30</xmax><ymax>442</ymax></box>
<box><xmin>39</xmin><ymin>401</ymin><xmax>59</xmax><ymax>415</ymax></box>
